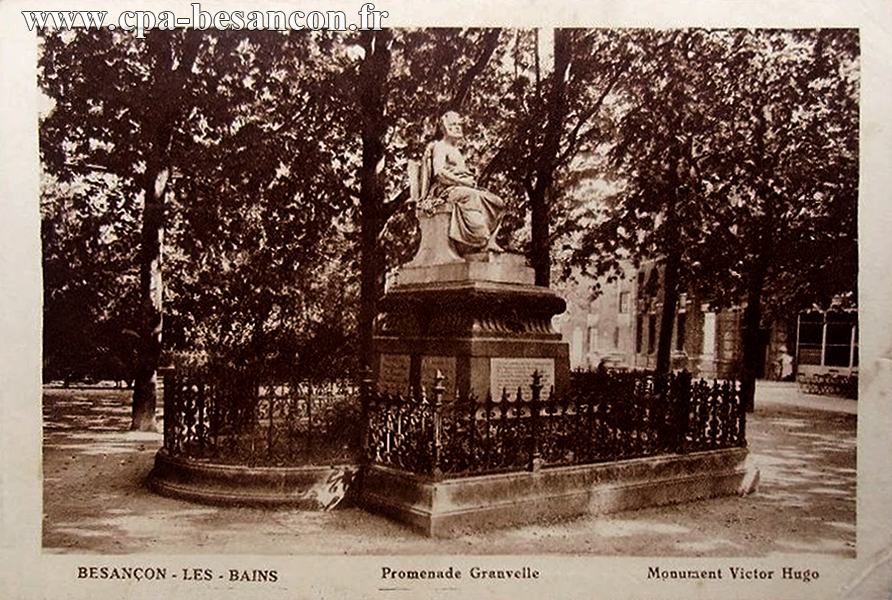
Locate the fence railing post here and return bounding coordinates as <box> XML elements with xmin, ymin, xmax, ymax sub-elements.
<box><xmin>359</xmin><ymin>365</ymin><xmax>374</xmax><ymax>465</ymax></box>
<box><xmin>431</xmin><ymin>370</ymin><xmax>445</xmax><ymax>481</ymax></box>
<box><xmin>529</xmin><ymin>370</ymin><xmax>543</xmax><ymax>472</ymax></box>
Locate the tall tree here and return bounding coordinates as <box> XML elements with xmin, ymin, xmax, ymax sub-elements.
<box><xmin>568</xmin><ymin>29</ymin><xmax>733</xmax><ymax>375</ymax></box>
<box><xmin>164</xmin><ymin>31</ymin><xmax>356</xmax><ymax>376</ymax></box>
<box><xmin>527</xmin><ymin>29</ymin><xmax>571</xmax><ymax>287</ymax></box>
<box><xmin>355</xmin><ymin>28</ymin><xmax>394</xmax><ymax>367</ymax></box>
<box><xmin>567</xmin><ymin>28</ymin><xmax>857</xmax><ymax>393</ymax></box>
<box><xmin>41</xmin><ymin>29</ymin><xmax>205</xmax><ymax>429</ymax></box>
<box><xmin>131</xmin><ymin>31</ymin><xmax>203</xmax><ymax>430</ymax></box>
<box><xmin>40</xmin><ymin>29</ymin><xmax>356</xmax><ymax>428</ymax></box>
<box><xmin>485</xmin><ymin>29</ymin><xmax>631</xmax><ymax>287</ymax></box>
<box><xmin>695</xmin><ymin>29</ymin><xmax>859</xmax><ymax>409</ymax></box>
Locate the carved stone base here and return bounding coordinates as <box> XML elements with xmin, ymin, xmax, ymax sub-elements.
<box><xmin>374</xmin><ymin>254</ymin><xmax>570</xmax><ymax>400</ymax></box>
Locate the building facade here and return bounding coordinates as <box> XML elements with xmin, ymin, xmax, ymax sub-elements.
<box><xmin>554</xmin><ymin>261</ymin><xmax>839</xmax><ymax>382</ymax></box>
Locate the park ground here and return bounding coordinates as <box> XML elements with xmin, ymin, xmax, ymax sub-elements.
<box><xmin>42</xmin><ymin>381</ymin><xmax>856</xmax><ymax>556</ymax></box>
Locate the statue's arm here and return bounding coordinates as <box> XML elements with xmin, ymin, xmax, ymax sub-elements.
<box><xmin>431</xmin><ymin>142</ymin><xmax>476</xmax><ymax>188</ymax></box>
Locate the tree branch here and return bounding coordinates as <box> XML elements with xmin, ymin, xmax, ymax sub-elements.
<box><xmin>557</xmin><ymin>57</ymin><xmax>629</xmax><ymax>166</ymax></box>
<box><xmin>446</xmin><ymin>28</ymin><xmax>501</xmax><ymax>112</ymax></box>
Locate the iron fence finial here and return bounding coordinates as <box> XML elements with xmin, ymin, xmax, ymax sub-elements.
<box><xmin>529</xmin><ymin>370</ymin><xmax>542</xmax><ymax>471</ymax></box>
<box><xmin>433</xmin><ymin>369</ymin><xmax>446</xmax><ymax>393</ymax></box>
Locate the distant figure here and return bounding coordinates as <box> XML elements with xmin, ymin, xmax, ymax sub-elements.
<box><xmin>777</xmin><ymin>345</ymin><xmax>793</xmax><ymax>381</ymax></box>
<box><xmin>418</xmin><ymin>111</ymin><xmax>506</xmax><ymax>254</ymax></box>
<box><xmin>778</xmin><ymin>345</ymin><xmax>795</xmax><ymax>381</ymax></box>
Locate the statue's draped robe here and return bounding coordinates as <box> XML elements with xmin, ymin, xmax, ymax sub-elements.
<box><xmin>419</xmin><ymin>141</ymin><xmax>505</xmax><ymax>250</ymax></box>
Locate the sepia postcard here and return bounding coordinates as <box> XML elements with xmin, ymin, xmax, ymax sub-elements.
<box><xmin>1</xmin><ymin>0</ymin><xmax>891</xmax><ymax>598</ymax></box>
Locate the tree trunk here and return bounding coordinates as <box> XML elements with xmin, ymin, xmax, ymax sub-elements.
<box><xmin>740</xmin><ymin>260</ymin><xmax>767</xmax><ymax>413</ymax></box>
<box><xmin>654</xmin><ymin>134</ymin><xmax>684</xmax><ymax>377</ymax></box>
<box><xmin>529</xmin><ymin>183</ymin><xmax>551</xmax><ymax>287</ymax></box>
<box><xmin>357</xmin><ymin>30</ymin><xmax>393</xmax><ymax>368</ymax></box>
<box><xmin>655</xmin><ymin>249</ymin><xmax>681</xmax><ymax>376</ymax></box>
<box><xmin>740</xmin><ymin>287</ymin><xmax>763</xmax><ymax>413</ymax></box>
<box><xmin>739</xmin><ymin>106</ymin><xmax>775</xmax><ymax>413</ymax></box>
<box><xmin>129</xmin><ymin>32</ymin><xmax>202</xmax><ymax>431</ymax></box>
<box><xmin>529</xmin><ymin>28</ymin><xmax>571</xmax><ymax>288</ymax></box>
<box><xmin>131</xmin><ymin>169</ymin><xmax>168</xmax><ymax>431</ymax></box>
<box><xmin>446</xmin><ymin>29</ymin><xmax>501</xmax><ymax>112</ymax></box>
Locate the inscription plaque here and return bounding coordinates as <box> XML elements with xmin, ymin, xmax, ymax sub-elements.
<box><xmin>420</xmin><ymin>355</ymin><xmax>456</xmax><ymax>399</ymax></box>
<box><xmin>378</xmin><ymin>353</ymin><xmax>411</xmax><ymax>393</ymax></box>
<box><xmin>490</xmin><ymin>357</ymin><xmax>555</xmax><ymax>400</ymax></box>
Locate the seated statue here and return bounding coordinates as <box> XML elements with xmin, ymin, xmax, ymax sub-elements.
<box><xmin>415</xmin><ymin>111</ymin><xmax>506</xmax><ymax>255</ymax></box>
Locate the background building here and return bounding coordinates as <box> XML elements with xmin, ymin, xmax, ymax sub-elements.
<box><xmin>556</xmin><ymin>261</ymin><xmax>855</xmax><ymax>382</ymax></box>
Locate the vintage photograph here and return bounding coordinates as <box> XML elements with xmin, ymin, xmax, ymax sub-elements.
<box><xmin>34</xmin><ymin>24</ymin><xmax>861</xmax><ymax>564</ymax></box>
<box><xmin>11</xmin><ymin>0</ymin><xmax>892</xmax><ymax>593</ymax></box>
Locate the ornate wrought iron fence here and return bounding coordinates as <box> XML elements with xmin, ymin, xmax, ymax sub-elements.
<box><xmin>363</xmin><ymin>369</ymin><xmax>746</xmax><ymax>479</ymax></box>
<box><xmin>161</xmin><ymin>366</ymin><xmax>360</xmax><ymax>466</ymax></box>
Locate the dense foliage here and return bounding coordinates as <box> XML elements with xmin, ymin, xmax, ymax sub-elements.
<box><xmin>39</xmin><ymin>28</ymin><xmax>858</xmax><ymax>422</ymax></box>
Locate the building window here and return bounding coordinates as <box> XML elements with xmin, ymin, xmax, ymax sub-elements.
<box><xmin>797</xmin><ymin>310</ymin><xmax>857</xmax><ymax>369</ymax></box>
<box><xmin>702</xmin><ymin>312</ymin><xmax>716</xmax><ymax>356</ymax></box>
<box><xmin>825</xmin><ymin>311</ymin><xmax>856</xmax><ymax>367</ymax></box>
<box><xmin>648</xmin><ymin>314</ymin><xmax>657</xmax><ymax>354</ymax></box>
<box><xmin>613</xmin><ymin>326</ymin><xmax>620</xmax><ymax>349</ymax></box>
<box><xmin>646</xmin><ymin>269</ymin><xmax>660</xmax><ymax>296</ymax></box>
<box><xmin>636</xmin><ymin>316</ymin><xmax>643</xmax><ymax>354</ymax></box>
<box><xmin>619</xmin><ymin>291</ymin><xmax>630</xmax><ymax>314</ymax></box>
<box><xmin>797</xmin><ymin>312</ymin><xmax>824</xmax><ymax>365</ymax></box>
<box><xmin>676</xmin><ymin>311</ymin><xmax>686</xmax><ymax>352</ymax></box>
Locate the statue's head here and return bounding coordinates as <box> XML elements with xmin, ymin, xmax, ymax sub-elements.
<box><xmin>437</xmin><ymin>111</ymin><xmax>464</xmax><ymax>141</ymax></box>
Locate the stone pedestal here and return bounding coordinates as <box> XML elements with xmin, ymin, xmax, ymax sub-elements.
<box><xmin>374</xmin><ymin>251</ymin><xmax>570</xmax><ymax>401</ymax></box>
<box><xmin>361</xmin><ymin>448</ymin><xmax>754</xmax><ymax>537</ymax></box>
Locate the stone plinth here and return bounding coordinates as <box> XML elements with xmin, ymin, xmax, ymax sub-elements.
<box><xmin>148</xmin><ymin>450</ymin><xmax>358</xmax><ymax>509</ymax></box>
<box><xmin>360</xmin><ymin>448</ymin><xmax>755</xmax><ymax>537</ymax></box>
<box><xmin>397</xmin><ymin>252</ymin><xmax>534</xmax><ymax>287</ymax></box>
<box><xmin>374</xmin><ymin>251</ymin><xmax>569</xmax><ymax>401</ymax></box>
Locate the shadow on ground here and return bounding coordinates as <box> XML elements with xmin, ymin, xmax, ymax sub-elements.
<box><xmin>42</xmin><ymin>387</ymin><xmax>855</xmax><ymax>556</ymax></box>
